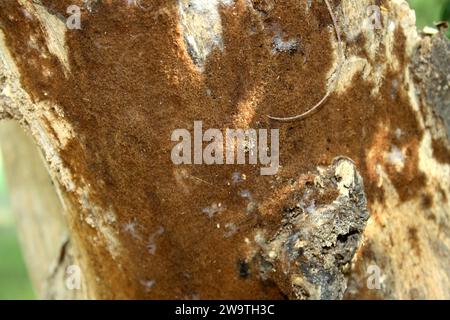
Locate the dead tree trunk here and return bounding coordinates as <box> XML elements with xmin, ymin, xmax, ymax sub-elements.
<box><xmin>0</xmin><ymin>0</ymin><xmax>449</xmax><ymax>299</ymax></box>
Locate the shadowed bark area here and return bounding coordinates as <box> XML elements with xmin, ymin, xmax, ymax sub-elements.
<box><xmin>0</xmin><ymin>0</ymin><xmax>449</xmax><ymax>299</ymax></box>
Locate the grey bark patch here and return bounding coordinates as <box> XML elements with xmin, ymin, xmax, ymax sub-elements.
<box><xmin>257</xmin><ymin>158</ymin><xmax>370</xmax><ymax>300</ymax></box>
<box><xmin>413</xmin><ymin>33</ymin><xmax>450</xmax><ymax>137</ymax></box>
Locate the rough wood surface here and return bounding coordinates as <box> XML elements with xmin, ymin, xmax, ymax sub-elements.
<box><xmin>0</xmin><ymin>0</ymin><xmax>449</xmax><ymax>299</ymax></box>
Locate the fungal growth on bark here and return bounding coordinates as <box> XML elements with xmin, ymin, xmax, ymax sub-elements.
<box><xmin>0</xmin><ymin>0</ymin><xmax>449</xmax><ymax>300</ymax></box>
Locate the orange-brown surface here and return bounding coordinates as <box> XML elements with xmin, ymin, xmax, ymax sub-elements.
<box><xmin>0</xmin><ymin>0</ymin><xmax>432</xmax><ymax>298</ymax></box>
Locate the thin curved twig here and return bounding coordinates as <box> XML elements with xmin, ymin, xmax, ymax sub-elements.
<box><xmin>267</xmin><ymin>0</ymin><xmax>344</xmax><ymax>122</ymax></box>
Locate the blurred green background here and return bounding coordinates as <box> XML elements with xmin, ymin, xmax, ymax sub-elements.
<box><xmin>0</xmin><ymin>153</ymin><xmax>35</xmax><ymax>299</ymax></box>
<box><xmin>411</xmin><ymin>0</ymin><xmax>450</xmax><ymax>37</ymax></box>
<box><xmin>0</xmin><ymin>0</ymin><xmax>449</xmax><ymax>300</ymax></box>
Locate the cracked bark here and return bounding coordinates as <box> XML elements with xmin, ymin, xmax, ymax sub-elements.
<box><xmin>0</xmin><ymin>0</ymin><xmax>449</xmax><ymax>300</ymax></box>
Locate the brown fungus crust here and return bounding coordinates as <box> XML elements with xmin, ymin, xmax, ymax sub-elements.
<box><xmin>0</xmin><ymin>0</ymin><xmax>427</xmax><ymax>299</ymax></box>
<box><xmin>432</xmin><ymin>138</ymin><xmax>450</xmax><ymax>164</ymax></box>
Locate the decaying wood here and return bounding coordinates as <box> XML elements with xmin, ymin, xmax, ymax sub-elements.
<box><xmin>0</xmin><ymin>0</ymin><xmax>449</xmax><ymax>299</ymax></box>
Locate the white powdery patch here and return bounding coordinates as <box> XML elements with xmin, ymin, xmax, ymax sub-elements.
<box><xmin>21</xmin><ymin>8</ymin><xmax>34</xmax><ymax>20</ymax></box>
<box><xmin>239</xmin><ymin>189</ymin><xmax>252</xmax><ymax>199</ymax></box>
<box><xmin>202</xmin><ymin>202</ymin><xmax>225</xmax><ymax>218</ymax></box>
<box><xmin>178</xmin><ymin>0</ymin><xmax>234</xmax><ymax>69</ymax></box>
<box><xmin>123</xmin><ymin>219</ymin><xmax>142</xmax><ymax>240</ymax></box>
<box><xmin>78</xmin><ymin>190</ymin><xmax>122</xmax><ymax>258</ymax></box>
<box><xmin>272</xmin><ymin>34</ymin><xmax>299</xmax><ymax>54</ymax></box>
<box><xmin>395</xmin><ymin>128</ymin><xmax>403</xmax><ymax>140</ymax></box>
<box><xmin>147</xmin><ymin>226</ymin><xmax>165</xmax><ymax>255</ymax></box>
<box><xmin>239</xmin><ymin>189</ymin><xmax>257</xmax><ymax>214</ymax></box>
<box><xmin>139</xmin><ymin>279</ymin><xmax>155</xmax><ymax>291</ymax></box>
<box><xmin>224</xmin><ymin>223</ymin><xmax>238</xmax><ymax>238</ymax></box>
<box><xmin>386</xmin><ymin>145</ymin><xmax>405</xmax><ymax>170</ymax></box>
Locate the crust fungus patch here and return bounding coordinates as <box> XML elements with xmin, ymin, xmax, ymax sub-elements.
<box><xmin>0</xmin><ymin>0</ymin><xmax>446</xmax><ymax>299</ymax></box>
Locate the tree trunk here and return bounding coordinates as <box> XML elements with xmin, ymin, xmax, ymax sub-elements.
<box><xmin>0</xmin><ymin>0</ymin><xmax>449</xmax><ymax>299</ymax></box>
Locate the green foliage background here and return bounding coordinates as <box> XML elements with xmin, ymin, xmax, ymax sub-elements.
<box><xmin>410</xmin><ymin>0</ymin><xmax>450</xmax><ymax>37</ymax></box>
<box><xmin>0</xmin><ymin>0</ymin><xmax>449</xmax><ymax>300</ymax></box>
<box><xmin>0</xmin><ymin>155</ymin><xmax>35</xmax><ymax>299</ymax></box>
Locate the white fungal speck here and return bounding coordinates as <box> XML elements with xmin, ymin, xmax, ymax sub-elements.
<box><xmin>147</xmin><ymin>226</ymin><xmax>165</xmax><ymax>255</ymax></box>
<box><xmin>140</xmin><ymin>279</ymin><xmax>155</xmax><ymax>291</ymax></box>
<box><xmin>123</xmin><ymin>220</ymin><xmax>141</xmax><ymax>240</ymax></box>
<box><xmin>239</xmin><ymin>189</ymin><xmax>257</xmax><ymax>214</ymax></box>
<box><xmin>202</xmin><ymin>203</ymin><xmax>225</xmax><ymax>218</ymax></box>
<box><xmin>240</xmin><ymin>189</ymin><xmax>252</xmax><ymax>199</ymax></box>
<box><xmin>386</xmin><ymin>145</ymin><xmax>405</xmax><ymax>169</ymax></box>
<box><xmin>224</xmin><ymin>223</ymin><xmax>238</xmax><ymax>238</ymax></box>
<box><xmin>21</xmin><ymin>9</ymin><xmax>33</xmax><ymax>20</ymax></box>
<box><xmin>153</xmin><ymin>226</ymin><xmax>165</xmax><ymax>237</ymax></box>
<box><xmin>272</xmin><ymin>34</ymin><xmax>299</xmax><ymax>54</ymax></box>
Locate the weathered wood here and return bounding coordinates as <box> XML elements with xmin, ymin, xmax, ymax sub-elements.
<box><xmin>0</xmin><ymin>0</ymin><xmax>449</xmax><ymax>299</ymax></box>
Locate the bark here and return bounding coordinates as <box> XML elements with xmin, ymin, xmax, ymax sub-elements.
<box><xmin>0</xmin><ymin>0</ymin><xmax>449</xmax><ymax>300</ymax></box>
